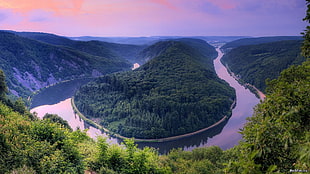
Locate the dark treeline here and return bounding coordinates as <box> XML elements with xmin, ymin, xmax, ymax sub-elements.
<box><xmin>221</xmin><ymin>40</ymin><xmax>306</xmax><ymax>92</ymax></box>
<box><xmin>74</xmin><ymin>40</ymin><xmax>235</xmax><ymax>139</ymax></box>
<box><xmin>221</xmin><ymin>36</ymin><xmax>303</xmax><ymax>52</ymax></box>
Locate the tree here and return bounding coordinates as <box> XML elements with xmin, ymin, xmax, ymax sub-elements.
<box><xmin>0</xmin><ymin>70</ymin><xmax>8</xmax><ymax>101</ymax></box>
<box><xmin>302</xmin><ymin>0</ymin><xmax>310</xmax><ymax>58</ymax></box>
<box><xmin>43</xmin><ymin>113</ymin><xmax>72</xmax><ymax>131</ymax></box>
<box><xmin>13</xmin><ymin>98</ymin><xmax>27</xmax><ymax>114</ymax></box>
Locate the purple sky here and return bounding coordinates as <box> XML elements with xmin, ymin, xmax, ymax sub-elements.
<box><xmin>0</xmin><ymin>0</ymin><xmax>307</xmax><ymax>37</ymax></box>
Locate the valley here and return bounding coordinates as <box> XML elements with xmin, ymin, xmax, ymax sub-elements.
<box><xmin>30</xmin><ymin>45</ymin><xmax>260</xmax><ymax>154</ymax></box>
<box><xmin>73</xmin><ymin>39</ymin><xmax>235</xmax><ymax>139</ymax></box>
<box><xmin>0</xmin><ymin>31</ymin><xmax>307</xmax><ymax>173</ymax></box>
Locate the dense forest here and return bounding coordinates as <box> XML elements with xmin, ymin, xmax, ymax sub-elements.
<box><xmin>12</xmin><ymin>31</ymin><xmax>147</xmax><ymax>64</ymax></box>
<box><xmin>221</xmin><ymin>36</ymin><xmax>303</xmax><ymax>53</ymax></box>
<box><xmin>221</xmin><ymin>40</ymin><xmax>305</xmax><ymax>92</ymax></box>
<box><xmin>74</xmin><ymin>39</ymin><xmax>235</xmax><ymax>139</ymax></box>
<box><xmin>0</xmin><ymin>31</ymin><xmax>131</xmax><ymax>98</ymax></box>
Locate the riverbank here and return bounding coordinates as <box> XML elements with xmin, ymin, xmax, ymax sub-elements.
<box><xmin>30</xmin><ymin>78</ymin><xmax>94</xmax><ymax>109</ymax></box>
<box><xmin>71</xmin><ymin>96</ymin><xmax>234</xmax><ymax>142</ymax></box>
<box><xmin>221</xmin><ymin>62</ymin><xmax>266</xmax><ymax>100</ymax></box>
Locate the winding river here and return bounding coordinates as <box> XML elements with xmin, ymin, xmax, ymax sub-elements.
<box><xmin>30</xmin><ymin>47</ymin><xmax>261</xmax><ymax>154</ymax></box>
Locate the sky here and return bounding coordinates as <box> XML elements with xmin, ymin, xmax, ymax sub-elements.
<box><xmin>0</xmin><ymin>0</ymin><xmax>307</xmax><ymax>37</ymax></box>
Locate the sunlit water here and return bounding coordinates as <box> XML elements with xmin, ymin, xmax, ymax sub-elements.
<box><xmin>31</xmin><ymin>47</ymin><xmax>260</xmax><ymax>153</ymax></box>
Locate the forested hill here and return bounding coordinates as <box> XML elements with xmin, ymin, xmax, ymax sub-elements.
<box><xmin>11</xmin><ymin>31</ymin><xmax>146</xmax><ymax>64</ymax></box>
<box><xmin>221</xmin><ymin>40</ymin><xmax>305</xmax><ymax>92</ymax></box>
<box><xmin>0</xmin><ymin>31</ymin><xmax>131</xmax><ymax>98</ymax></box>
<box><xmin>74</xmin><ymin>40</ymin><xmax>235</xmax><ymax>139</ymax></box>
<box><xmin>137</xmin><ymin>38</ymin><xmax>218</xmax><ymax>65</ymax></box>
<box><xmin>221</xmin><ymin>36</ymin><xmax>303</xmax><ymax>52</ymax></box>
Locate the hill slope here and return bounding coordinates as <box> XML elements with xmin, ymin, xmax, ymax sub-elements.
<box><xmin>13</xmin><ymin>31</ymin><xmax>146</xmax><ymax>64</ymax></box>
<box><xmin>221</xmin><ymin>40</ymin><xmax>305</xmax><ymax>92</ymax></box>
<box><xmin>0</xmin><ymin>31</ymin><xmax>131</xmax><ymax>98</ymax></box>
<box><xmin>221</xmin><ymin>36</ymin><xmax>303</xmax><ymax>53</ymax></box>
<box><xmin>74</xmin><ymin>40</ymin><xmax>235</xmax><ymax>139</ymax></box>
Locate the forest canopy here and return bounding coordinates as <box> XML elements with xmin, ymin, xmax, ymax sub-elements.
<box><xmin>221</xmin><ymin>40</ymin><xmax>305</xmax><ymax>92</ymax></box>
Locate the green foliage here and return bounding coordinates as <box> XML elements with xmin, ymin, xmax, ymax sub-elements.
<box><xmin>15</xmin><ymin>31</ymin><xmax>146</xmax><ymax>64</ymax></box>
<box><xmin>221</xmin><ymin>36</ymin><xmax>302</xmax><ymax>52</ymax></box>
<box><xmin>90</xmin><ymin>138</ymin><xmax>171</xmax><ymax>174</ymax></box>
<box><xmin>164</xmin><ymin>146</ymin><xmax>233</xmax><ymax>174</ymax></box>
<box><xmin>221</xmin><ymin>40</ymin><xmax>305</xmax><ymax>92</ymax></box>
<box><xmin>0</xmin><ymin>101</ymin><xmax>85</xmax><ymax>173</ymax></box>
<box><xmin>74</xmin><ymin>40</ymin><xmax>235</xmax><ymax>139</ymax></box>
<box><xmin>9</xmin><ymin>165</ymin><xmax>37</xmax><ymax>174</ymax></box>
<box><xmin>0</xmin><ymin>70</ymin><xmax>7</xmax><ymax>100</ymax></box>
<box><xmin>13</xmin><ymin>98</ymin><xmax>27</xmax><ymax>114</ymax></box>
<box><xmin>302</xmin><ymin>0</ymin><xmax>310</xmax><ymax>58</ymax></box>
<box><xmin>43</xmin><ymin>113</ymin><xmax>72</xmax><ymax>131</ymax></box>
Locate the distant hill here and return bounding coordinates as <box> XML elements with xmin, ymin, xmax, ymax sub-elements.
<box><xmin>0</xmin><ymin>31</ymin><xmax>131</xmax><ymax>98</ymax></box>
<box><xmin>74</xmin><ymin>39</ymin><xmax>235</xmax><ymax>139</ymax></box>
<box><xmin>70</xmin><ymin>36</ymin><xmax>168</xmax><ymax>45</ymax></box>
<box><xmin>15</xmin><ymin>31</ymin><xmax>76</xmax><ymax>46</ymax></box>
<box><xmin>70</xmin><ymin>36</ymin><xmax>249</xmax><ymax>46</ymax></box>
<box><xmin>12</xmin><ymin>31</ymin><xmax>146</xmax><ymax>64</ymax></box>
<box><xmin>221</xmin><ymin>36</ymin><xmax>303</xmax><ymax>52</ymax></box>
<box><xmin>138</xmin><ymin>38</ymin><xmax>218</xmax><ymax>65</ymax></box>
<box><xmin>221</xmin><ymin>40</ymin><xmax>305</xmax><ymax>92</ymax></box>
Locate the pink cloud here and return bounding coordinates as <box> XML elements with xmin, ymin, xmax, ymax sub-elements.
<box><xmin>0</xmin><ymin>0</ymin><xmax>85</xmax><ymax>15</ymax></box>
<box><xmin>0</xmin><ymin>0</ymin><xmax>306</xmax><ymax>36</ymax></box>
<box><xmin>149</xmin><ymin>0</ymin><xmax>178</xmax><ymax>10</ymax></box>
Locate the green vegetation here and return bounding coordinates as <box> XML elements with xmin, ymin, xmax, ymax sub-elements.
<box><xmin>221</xmin><ymin>40</ymin><xmax>305</xmax><ymax>92</ymax></box>
<box><xmin>74</xmin><ymin>40</ymin><xmax>235</xmax><ymax>139</ymax></box>
<box><xmin>302</xmin><ymin>0</ymin><xmax>310</xmax><ymax>58</ymax></box>
<box><xmin>14</xmin><ymin>31</ymin><xmax>146</xmax><ymax>64</ymax></box>
<box><xmin>43</xmin><ymin>113</ymin><xmax>72</xmax><ymax>131</ymax></box>
<box><xmin>0</xmin><ymin>31</ymin><xmax>131</xmax><ymax>98</ymax></box>
<box><xmin>221</xmin><ymin>36</ymin><xmax>302</xmax><ymax>52</ymax></box>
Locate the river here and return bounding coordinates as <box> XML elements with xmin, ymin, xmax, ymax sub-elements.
<box><xmin>30</xmin><ymin>47</ymin><xmax>260</xmax><ymax>154</ymax></box>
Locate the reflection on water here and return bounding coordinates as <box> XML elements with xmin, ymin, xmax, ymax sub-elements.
<box><xmin>30</xmin><ymin>47</ymin><xmax>260</xmax><ymax>154</ymax></box>
<box><xmin>30</xmin><ymin>78</ymin><xmax>93</xmax><ymax>109</ymax></box>
<box><xmin>31</xmin><ymin>96</ymin><xmax>118</xmax><ymax>144</ymax></box>
<box><xmin>205</xmin><ymin>48</ymin><xmax>260</xmax><ymax>149</ymax></box>
<box><xmin>137</xmin><ymin>119</ymin><xmax>228</xmax><ymax>154</ymax></box>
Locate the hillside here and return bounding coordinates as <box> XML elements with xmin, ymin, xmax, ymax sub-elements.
<box><xmin>74</xmin><ymin>40</ymin><xmax>235</xmax><ymax>139</ymax></box>
<box><xmin>137</xmin><ymin>38</ymin><xmax>218</xmax><ymax>65</ymax></box>
<box><xmin>221</xmin><ymin>36</ymin><xmax>303</xmax><ymax>52</ymax></box>
<box><xmin>0</xmin><ymin>31</ymin><xmax>131</xmax><ymax>98</ymax></box>
<box><xmin>70</xmin><ymin>36</ymin><xmax>249</xmax><ymax>46</ymax></box>
<box><xmin>12</xmin><ymin>31</ymin><xmax>146</xmax><ymax>64</ymax></box>
<box><xmin>221</xmin><ymin>40</ymin><xmax>305</xmax><ymax>92</ymax></box>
